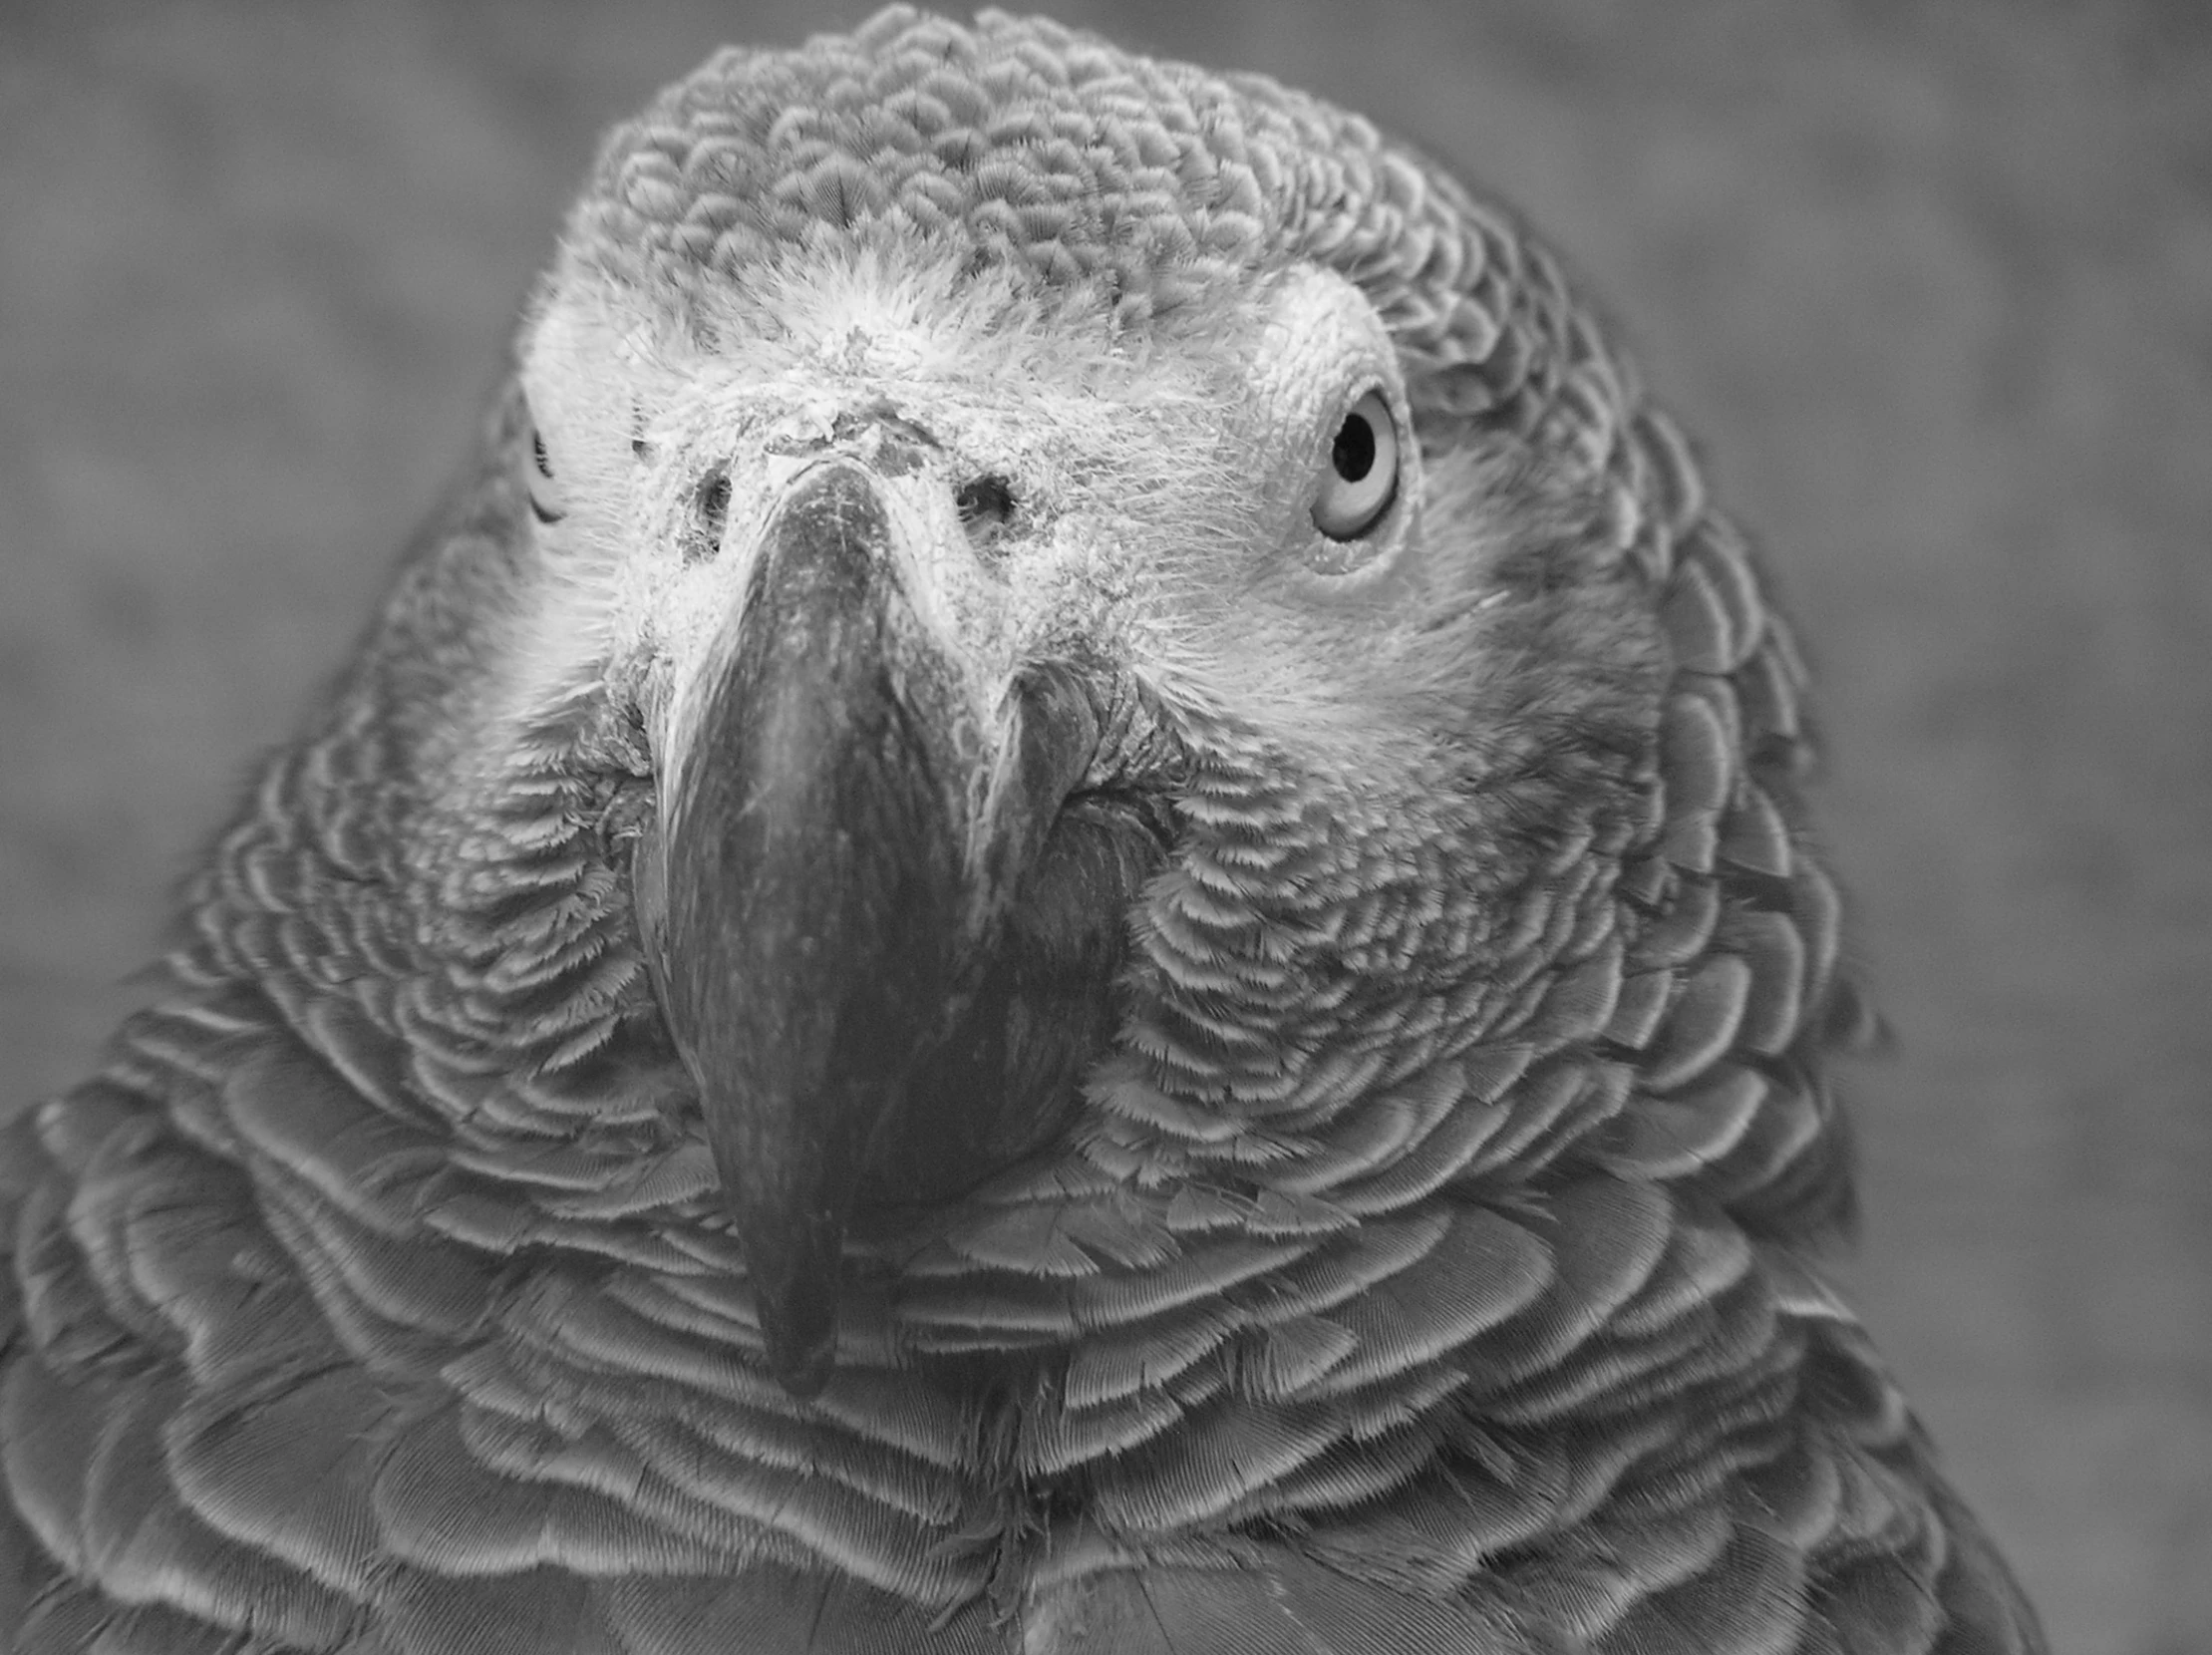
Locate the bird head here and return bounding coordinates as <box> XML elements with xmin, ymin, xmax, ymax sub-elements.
<box><xmin>316</xmin><ymin>9</ymin><xmax>1853</xmax><ymax>1399</ymax></box>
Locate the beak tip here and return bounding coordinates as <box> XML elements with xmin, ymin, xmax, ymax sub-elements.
<box><xmin>761</xmin><ymin>1309</ymin><xmax>838</xmax><ymax>1401</ymax></box>
<box><xmin>736</xmin><ymin>1193</ymin><xmax>848</xmax><ymax>1401</ymax></box>
<box><xmin>773</xmin><ymin>1350</ymin><xmax>833</xmax><ymax>1402</ymax></box>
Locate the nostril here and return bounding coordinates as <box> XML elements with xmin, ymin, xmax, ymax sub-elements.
<box><xmin>955</xmin><ymin>475</ymin><xmax>1015</xmax><ymax>525</ymax></box>
<box><xmin>954</xmin><ymin>475</ymin><xmax>1016</xmax><ymax>552</ymax></box>
<box><xmin>687</xmin><ymin>470</ymin><xmax>732</xmax><ymax>563</ymax></box>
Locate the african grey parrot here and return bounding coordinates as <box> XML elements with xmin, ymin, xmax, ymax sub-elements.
<box><xmin>0</xmin><ymin>9</ymin><xmax>2048</xmax><ymax>1653</ymax></box>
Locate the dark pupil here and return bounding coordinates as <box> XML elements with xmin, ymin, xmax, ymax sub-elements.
<box><xmin>1332</xmin><ymin>413</ymin><xmax>1377</xmax><ymax>483</ymax></box>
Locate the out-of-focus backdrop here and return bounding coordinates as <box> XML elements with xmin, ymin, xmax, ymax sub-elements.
<box><xmin>3</xmin><ymin>2</ymin><xmax>2207</xmax><ymax>1648</ymax></box>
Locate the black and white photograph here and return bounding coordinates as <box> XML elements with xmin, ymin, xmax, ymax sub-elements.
<box><xmin>2</xmin><ymin>5</ymin><xmax>2205</xmax><ymax>1652</ymax></box>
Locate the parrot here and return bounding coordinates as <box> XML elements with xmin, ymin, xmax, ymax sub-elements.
<box><xmin>0</xmin><ymin>8</ymin><xmax>2050</xmax><ymax>1653</ymax></box>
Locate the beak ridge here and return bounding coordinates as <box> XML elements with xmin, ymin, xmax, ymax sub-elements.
<box><xmin>654</xmin><ymin>461</ymin><xmax>968</xmax><ymax>1395</ymax></box>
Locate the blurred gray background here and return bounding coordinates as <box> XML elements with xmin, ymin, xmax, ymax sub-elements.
<box><xmin>2</xmin><ymin>2</ymin><xmax>2207</xmax><ymax>1649</ymax></box>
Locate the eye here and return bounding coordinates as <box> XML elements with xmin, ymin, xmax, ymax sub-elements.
<box><xmin>1312</xmin><ymin>388</ymin><xmax>1399</xmax><ymax>542</ymax></box>
<box><xmin>522</xmin><ymin>419</ymin><xmax>565</xmax><ymax>526</ymax></box>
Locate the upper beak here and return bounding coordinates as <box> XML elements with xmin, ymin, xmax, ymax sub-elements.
<box><xmin>639</xmin><ymin>458</ymin><xmax>1096</xmax><ymax>1397</ymax></box>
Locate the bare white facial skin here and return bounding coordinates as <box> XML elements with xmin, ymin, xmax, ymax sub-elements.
<box><xmin>502</xmin><ymin>237</ymin><xmax>1428</xmax><ymax>781</ymax></box>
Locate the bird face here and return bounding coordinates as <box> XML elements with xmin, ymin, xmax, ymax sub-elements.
<box><xmin>511</xmin><ymin>240</ymin><xmax>1428</xmax><ymax>752</ymax></box>
<box><xmin>501</xmin><ymin>223</ymin><xmax>1658</xmax><ymax>1392</ymax></box>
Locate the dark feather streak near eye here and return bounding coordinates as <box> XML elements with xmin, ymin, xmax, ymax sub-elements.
<box><xmin>530</xmin><ymin>497</ymin><xmax>565</xmax><ymax>525</ymax></box>
<box><xmin>531</xmin><ymin>430</ymin><xmax>554</xmax><ymax>480</ymax></box>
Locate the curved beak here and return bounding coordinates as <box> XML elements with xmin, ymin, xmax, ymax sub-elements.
<box><xmin>640</xmin><ymin>460</ymin><xmax>1095</xmax><ymax>1397</ymax></box>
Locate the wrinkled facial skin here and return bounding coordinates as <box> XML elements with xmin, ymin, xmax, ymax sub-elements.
<box><xmin>508</xmin><ymin>236</ymin><xmax>1658</xmax><ymax>1391</ymax></box>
